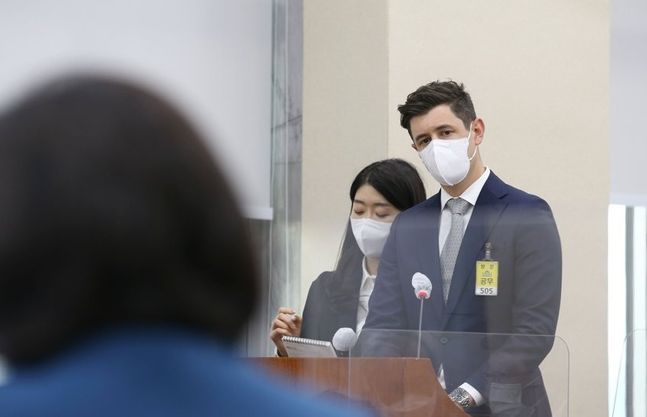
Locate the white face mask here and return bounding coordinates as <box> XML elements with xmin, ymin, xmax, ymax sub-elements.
<box><xmin>418</xmin><ymin>125</ymin><xmax>477</xmax><ymax>186</ymax></box>
<box><xmin>350</xmin><ymin>218</ymin><xmax>392</xmax><ymax>258</ymax></box>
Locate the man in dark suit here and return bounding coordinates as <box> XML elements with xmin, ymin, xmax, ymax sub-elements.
<box><xmin>363</xmin><ymin>81</ymin><xmax>562</xmax><ymax>416</ymax></box>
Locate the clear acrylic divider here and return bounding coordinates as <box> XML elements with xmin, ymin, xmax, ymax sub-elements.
<box><xmin>345</xmin><ymin>329</ymin><xmax>569</xmax><ymax>417</ymax></box>
<box><xmin>248</xmin><ymin>330</ymin><xmax>568</xmax><ymax>417</ymax></box>
<box><xmin>611</xmin><ymin>329</ymin><xmax>647</xmax><ymax>417</ymax></box>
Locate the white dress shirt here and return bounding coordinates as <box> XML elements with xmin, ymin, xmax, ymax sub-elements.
<box><xmin>355</xmin><ymin>257</ymin><xmax>376</xmax><ymax>335</ymax></box>
<box><xmin>437</xmin><ymin>167</ymin><xmax>490</xmax><ymax>406</ymax></box>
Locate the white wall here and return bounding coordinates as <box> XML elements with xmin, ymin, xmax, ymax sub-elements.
<box><xmin>302</xmin><ymin>0</ymin><xmax>389</xmax><ymax>305</ymax></box>
<box><xmin>0</xmin><ymin>0</ymin><xmax>273</xmax><ymax>218</ymax></box>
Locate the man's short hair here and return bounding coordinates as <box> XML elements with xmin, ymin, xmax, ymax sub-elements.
<box><xmin>398</xmin><ymin>80</ymin><xmax>476</xmax><ymax>137</ymax></box>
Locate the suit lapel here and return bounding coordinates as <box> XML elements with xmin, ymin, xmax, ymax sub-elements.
<box><xmin>411</xmin><ymin>195</ymin><xmax>445</xmax><ymax>320</ymax></box>
<box><xmin>442</xmin><ymin>173</ymin><xmax>509</xmax><ymax>325</ymax></box>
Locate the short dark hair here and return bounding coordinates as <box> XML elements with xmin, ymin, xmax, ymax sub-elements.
<box><xmin>398</xmin><ymin>80</ymin><xmax>476</xmax><ymax>136</ymax></box>
<box><xmin>349</xmin><ymin>159</ymin><xmax>426</xmax><ymax>211</ymax></box>
<box><xmin>0</xmin><ymin>75</ymin><xmax>258</xmax><ymax>363</ymax></box>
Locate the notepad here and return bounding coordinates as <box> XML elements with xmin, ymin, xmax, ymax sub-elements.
<box><xmin>282</xmin><ymin>336</ymin><xmax>337</xmax><ymax>357</ymax></box>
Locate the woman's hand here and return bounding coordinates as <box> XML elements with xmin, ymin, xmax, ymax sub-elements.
<box><xmin>270</xmin><ymin>307</ymin><xmax>303</xmax><ymax>357</ymax></box>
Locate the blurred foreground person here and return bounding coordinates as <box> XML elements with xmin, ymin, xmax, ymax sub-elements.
<box><xmin>0</xmin><ymin>75</ymin><xmax>373</xmax><ymax>417</ymax></box>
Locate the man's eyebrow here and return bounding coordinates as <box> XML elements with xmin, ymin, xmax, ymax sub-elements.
<box><xmin>413</xmin><ymin>124</ymin><xmax>455</xmax><ymax>142</ymax></box>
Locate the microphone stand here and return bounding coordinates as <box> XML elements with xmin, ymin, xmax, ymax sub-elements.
<box><xmin>346</xmin><ymin>344</ymin><xmax>352</xmax><ymax>400</ymax></box>
<box><xmin>417</xmin><ymin>297</ymin><xmax>424</xmax><ymax>359</ymax></box>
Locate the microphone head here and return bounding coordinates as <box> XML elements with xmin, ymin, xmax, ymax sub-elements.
<box><xmin>411</xmin><ymin>272</ymin><xmax>432</xmax><ymax>300</ymax></box>
<box><xmin>332</xmin><ymin>327</ymin><xmax>357</xmax><ymax>352</ymax></box>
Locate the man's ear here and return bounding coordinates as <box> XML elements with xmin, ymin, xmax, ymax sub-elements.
<box><xmin>473</xmin><ymin>118</ymin><xmax>485</xmax><ymax>145</ymax></box>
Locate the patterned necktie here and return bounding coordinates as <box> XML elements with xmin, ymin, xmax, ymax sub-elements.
<box><xmin>440</xmin><ymin>198</ymin><xmax>471</xmax><ymax>303</ymax></box>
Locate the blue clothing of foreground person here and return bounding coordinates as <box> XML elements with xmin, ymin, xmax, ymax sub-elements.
<box><xmin>0</xmin><ymin>75</ymin><xmax>372</xmax><ymax>417</ymax></box>
<box><xmin>0</xmin><ymin>327</ymin><xmax>373</xmax><ymax>417</ymax></box>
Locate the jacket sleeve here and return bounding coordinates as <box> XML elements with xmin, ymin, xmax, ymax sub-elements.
<box><xmin>360</xmin><ymin>215</ymin><xmax>412</xmax><ymax>357</ymax></box>
<box><xmin>299</xmin><ymin>272</ymin><xmax>329</xmax><ymax>340</ymax></box>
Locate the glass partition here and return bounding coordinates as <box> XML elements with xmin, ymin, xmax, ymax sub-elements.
<box><xmin>252</xmin><ymin>330</ymin><xmax>569</xmax><ymax>417</ymax></box>
<box><xmin>611</xmin><ymin>329</ymin><xmax>647</xmax><ymax>417</ymax></box>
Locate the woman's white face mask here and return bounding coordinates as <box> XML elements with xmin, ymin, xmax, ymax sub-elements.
<box><xmin>350</xmin><ymin>218</ymin><xmax>392</xmax><ymax>258</ymax></box>
<box><xmin>418</xmin><ymin>124</ymin><xmax>477</xmax><ymax>186</ymax></box>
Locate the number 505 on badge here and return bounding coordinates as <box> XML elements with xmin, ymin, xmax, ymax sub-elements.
<box><xmin>475</xmin><ymin>260</ymin><xmax>498</xmax><ymax>296</ymax></box>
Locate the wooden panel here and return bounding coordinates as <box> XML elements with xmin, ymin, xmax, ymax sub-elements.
<box><xmin>251</xmin><ymin>357</ymin><xmax>467</xmax><ymax>417</ymax></box>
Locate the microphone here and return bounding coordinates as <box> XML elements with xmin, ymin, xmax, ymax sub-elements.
<box><xmin>332</xmin><ymin>327</ymin><xmax>357</xmax><ymax>354</ymax></box>
<box><xmin>333</xmin><ymin>327</ymin><xmax>357</xmax><ymax>397</ymax></box>
<box><xmin>412</xmin><ymin>272</ymin><xmax>432</xmax><ymax>299</ymax></box>
<box><xmin>411</xmin><ymin>272</ymin><xmax>432</xmax><ymax>358</ymax></box>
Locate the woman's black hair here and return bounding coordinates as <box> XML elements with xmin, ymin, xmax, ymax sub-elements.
<box><xmin>349</xmin><ymin>159</ymin><xmax>427</xmax><ymax>212</ymax></box>
<box><xmin>0</xmin><ymin>75</ymin><xmax>258</xmax><ymax>363</ymax></box>
<box><xmin>326</xmin><ymin>159</ymin><xmax>426</xmax><ymax>312</ymax></box>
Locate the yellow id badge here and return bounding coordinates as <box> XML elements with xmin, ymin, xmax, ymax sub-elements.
<box><xmin>475</xmin><ymin>260</ymin><xmax>498</xmax><ymax>296</ymax></box>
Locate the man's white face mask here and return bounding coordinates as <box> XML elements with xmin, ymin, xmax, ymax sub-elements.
<box><xmin>418</xmin><ymin>124</ymin><xmax>477</xmax><ymax>186</ymax></box>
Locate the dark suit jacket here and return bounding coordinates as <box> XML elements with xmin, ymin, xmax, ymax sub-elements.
<box><xmin>0</xmin><ymin>327</ymin><xmax>374</xmax><ymax>417</ymax></box>
<box><xmin>300</xmin><ymin>260</ymin><xmax>363</xmax><ymax>343</ymax></box>
<box><xmin>363</xmin><ymin>172</ymin><xmax>562</xmax><ymax>416</ymax></box>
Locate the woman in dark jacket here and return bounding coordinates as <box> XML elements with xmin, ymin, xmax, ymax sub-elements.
<box><xmin>271</xmin><ymin>159</ymin><xmax>426</xmax><ymax>356</ymax></box>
